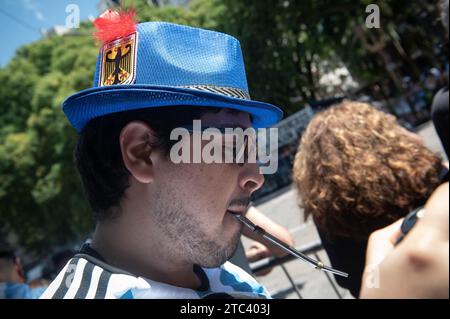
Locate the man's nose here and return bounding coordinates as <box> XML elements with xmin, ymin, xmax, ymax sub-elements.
<box><xmin>238</xmin><ymin>162</ymin><xmax>265</xmax><ymax>195</ymax></box>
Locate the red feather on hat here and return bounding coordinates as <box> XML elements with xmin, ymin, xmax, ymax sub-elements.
<box><xmin>93</xmin><ymin>9</ymin><xmax>138</xmax><ymax>44</ymax></box>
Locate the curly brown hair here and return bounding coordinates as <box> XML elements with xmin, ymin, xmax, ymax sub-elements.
<box><xmin>293</xmin><ymin>101</ymin><xmax>443</xmax><ymax>240</ymax></box>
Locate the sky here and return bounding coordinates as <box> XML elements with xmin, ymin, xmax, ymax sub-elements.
<box><xmin>0</xmin><ymin>0</ymin><xmax>100</xmax><ymax>67</ymax></box>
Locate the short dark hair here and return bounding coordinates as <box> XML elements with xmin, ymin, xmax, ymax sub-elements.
<box><xmin>74</xmin><ymin>106</ymin><xmax>219</xmax><ymax>221</ymax></box>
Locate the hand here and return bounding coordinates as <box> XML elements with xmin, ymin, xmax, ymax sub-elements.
<box><xmin>245</xmin><ymin>241</ymin><xmax>273</xmax><ymax>276</ymax></box>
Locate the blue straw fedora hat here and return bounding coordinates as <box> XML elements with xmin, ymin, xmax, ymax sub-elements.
<box><xmin>63</xmin><ymin>19</ymin><xmax>283</xmax><ymax>132</ymax></box>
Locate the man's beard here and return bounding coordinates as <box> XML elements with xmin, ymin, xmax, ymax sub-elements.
<box><xmin>152</xmin><ymin>187</ymin><xmax>242</xmax><ymax>268</ymax></box>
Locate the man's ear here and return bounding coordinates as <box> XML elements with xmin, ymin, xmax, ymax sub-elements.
<box><xmin>120</xmin><ymin>121</ymin><xmax>159</xmax><ymax>184</ymax></box>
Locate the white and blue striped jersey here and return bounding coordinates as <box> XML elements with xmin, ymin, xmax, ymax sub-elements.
<box><xmin>40</xmin><ymin>246</ymin><xmax>270</xmax><ymax>299</ymax></box>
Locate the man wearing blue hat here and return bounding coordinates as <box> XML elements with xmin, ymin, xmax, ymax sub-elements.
<box><xmin>40</xmin><ymin>11</ymin><xmax>282</xmax><ymax>299</ymax></box>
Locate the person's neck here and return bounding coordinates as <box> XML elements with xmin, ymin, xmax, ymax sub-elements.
<box><xmin>90</xmin><ymin>213</ymin><xmax>202</xmax><ymax>290</ymax></box>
